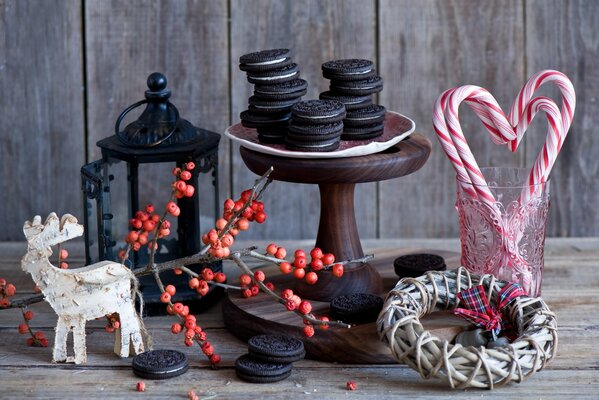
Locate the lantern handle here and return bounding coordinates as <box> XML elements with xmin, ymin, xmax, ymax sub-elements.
<box><xmin>115</xmin><ymin>99</ymin><xmax>180</xmax><ymax>148</ymax></box>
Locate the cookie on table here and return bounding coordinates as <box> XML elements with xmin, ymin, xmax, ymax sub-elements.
<box><xmin>247</xmin><ymin>63</ymin><xmax>300</xmax><ymax>85</ymax></box>
<box><xmin>247</xmin><ymin>334</ymin><xmax>306</xmax><ymax>364</ymax></box>
<box><xmin>319</xmin><ymin>91</ymin><xmax>372</xmax><ymax>111</ymax></box>
<box><xmin>393</xmin><ymin>253</ymin><xmax>447</xmax><ymax>278</ymax></box>
<box><xmin>235</xmin><ymin>354</ymin><xmax>293</xmax><ymax>383</ymax></box>
<box><xmin>329</xmin><ymin>293</ymin><xmax>384</xmax><ymax>324</ymax></box>
<box><xmin>132</xmin><ymin>349</ymin><xmax>189</xmax><ymax>380</ymax></box>
<box><xmin>253</xmin><ymin>79</ymin><xmax>308</xmax><ymax>101</ymax></box>
<box><xmin>321</xmin><ymin>59</ymin><xmax>377</xmax><ymax>81</ymax></box>
<box><xmin>239</xmin><ymin>48</ymin><xmax>292</xmax><ymax>72</ymax></box>
<box><xmin>344</xmin><ymin>104</ymin><xmax>386</xmax><ymax>127</ymax></box>
<box><xmin>330</xmin><ymin>75</ymin><xmax>384</xmax><ymax>96</ymax></box>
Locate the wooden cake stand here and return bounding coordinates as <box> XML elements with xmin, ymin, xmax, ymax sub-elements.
<box><xmin>221</xmin><ymin>133</ymin><xmax>459</xmax><ymax>364</ymax></box>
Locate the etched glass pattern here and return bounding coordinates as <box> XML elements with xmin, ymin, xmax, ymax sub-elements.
<box><xmin>456</xmin><ymin>168</ymin><xmax>550</xmax><ymax>297</ymax></box>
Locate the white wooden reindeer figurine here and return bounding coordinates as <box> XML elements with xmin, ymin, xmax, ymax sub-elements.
<box><xmin>21</xmin><ymin>213</ymin><xmax>147</xmax><ymax>364</ymax></box>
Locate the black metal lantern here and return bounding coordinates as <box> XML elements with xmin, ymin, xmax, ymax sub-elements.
<box><xmin>81</xmin><ymin>72</ymin><xmax>222</xmax><ymax>315</ymax></box>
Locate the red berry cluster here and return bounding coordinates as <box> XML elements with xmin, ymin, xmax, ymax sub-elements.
<box><xmin>171</xmin><ymin>162</ymin><xmax>196</xmax><ymax>199</ymax></box>
<box><xmin>276</xmin><ymin>246</ymin><xmax>344</xmax><ymax>285</ymax></box>
<box><xmin>123</xmin><ymin>203</ymin><xmax>171</xmax><ymax>254</ymax></box>
<box><xmin>19</xmin><ymin>309</ymin><xmax>48</xmax><ymax>347</ymax></box>
<box><xmin>0</xmin><ymin>278</ymin><xmax>16</xmax><ymax>308</ymax></box>
<box><xmin>201</xmin><ymin>189</ymin><xmax>265</xmax><ymax>258</ymax></box>
<box><xmin>238</xmin><ymin>271</ymin><xmax>275</xmax><ymax>299</ymax></box>
<box><xmin>162</xmin><ymin>285</ymin><xmax>220</xmax><ymax>365</ymax></box>
<box><xmin>188</xmin><ymin>268</ymin><xmax>227</xmax><ymax>297</ymax></box>
<box><xmin>280</xmin><ymin>288</ymin><xmax>330</xmax><ymax>337</ymax></box>
<box><xmin>58</xmin><ymin>248</ymin><xmax>69</xmax><ymax>269</ymax></box>
<box><xmin>104</xmin><ymin>312</ymin><xmax>121</xmax><ymax>333</ymax></box>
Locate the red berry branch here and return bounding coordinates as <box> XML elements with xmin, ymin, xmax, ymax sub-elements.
<box><xmin>2</xmin><ymin>164</ymin><xmax>374</xmax><ymax>366</ymax></box>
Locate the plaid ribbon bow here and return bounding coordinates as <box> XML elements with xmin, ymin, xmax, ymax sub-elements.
<box><xmin>454</xmin><ymin>283</ymin><xmax>526</xmax><ymax>340</ymax></box>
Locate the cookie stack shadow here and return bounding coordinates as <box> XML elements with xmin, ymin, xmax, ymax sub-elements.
<box><xmin>235</xmin><ymin>334</ymin><xmax>305</xmax><ymax>383</ymax></box>
<box><xmin>319</xmin><ymin>59</ymin><xmax>386</xmax><ymax>140</ymax></box>
<box><xmin>239</xmin><ymin>49</ymin><xmax>308</xmax><ymax>144</ymax></box>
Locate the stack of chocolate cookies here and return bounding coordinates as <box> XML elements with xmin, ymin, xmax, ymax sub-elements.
<box><xmin>235</xmin><ymin>334</ymin><xmax>305</xmax><ymax>383</ymax></box>
<box><xmin>320</xmin><ymin>59</ymin><xmax>386</xmax><ymax>140</ymax></box>
<box><xmin>285</xmin><ymin>99</ymin><xmax>346</xmax><ymax>152</ymax></box>
<box><xmin>239</xmin><ymin>49</ymin><xmax>308</xmax><ymax>143</ymax></box>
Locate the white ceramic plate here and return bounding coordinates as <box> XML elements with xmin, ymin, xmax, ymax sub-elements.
<box><xmin>224</xmin><ymin>111</ymin><xmax>415</xmax><ymax>159</ymax></box>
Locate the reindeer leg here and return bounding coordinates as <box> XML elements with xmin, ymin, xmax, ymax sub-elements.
<box><xmin>52</xmin><ymin>316</ymin><xmax>69</xmax><ymax>363</ymax></box>
<box><xmin>129</xmin><ymin>314</ymin><xmax>145</xmax><ymax>356</ymax></box>
<box><xmin>70</xmin><ymin>316</ymin><xmax>87</xmax><ymax>364</ymax></box>
<box><xmin>116</xmin><ymin>310</ymin><xmax>130</xmax><ymax>358</ymax></box>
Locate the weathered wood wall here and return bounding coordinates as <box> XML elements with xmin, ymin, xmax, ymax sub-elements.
<box><xmin>1</xmin><ymin>0</ymin><xmax>597</xmax><ymax>241</ymax></box>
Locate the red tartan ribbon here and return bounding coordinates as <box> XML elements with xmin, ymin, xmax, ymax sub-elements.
<box><xmin>454</xmin><ymin>282</ymin><xmax>526</xmax><ymax>340</ymax></box>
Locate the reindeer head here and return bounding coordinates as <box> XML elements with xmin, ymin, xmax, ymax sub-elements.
<box><xmin>23</xmin><ymin>213</ymin><xmax>84</xmax><ymax>252</ymax></box>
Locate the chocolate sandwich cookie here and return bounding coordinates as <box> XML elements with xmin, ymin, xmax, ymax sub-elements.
<box><xmin>256</xmin><ymin>124</ymin><xmax>288</xmax><ymax>144</ymax></box>
<box><xmin>341</xmin><ymin>122</ymin><xmax>384</xmax><ymax>140</ymax></box>
<box><xmin>239</xmin><ymin>48</ymin><xmax>292</xmax><ymax>72</ymax></box>
<box><xmin>322</xmin><ymin>59</ymin><xmax>376</xmax><ymax>81</ymax></box>
<box><xmin>285</xmin><ymin>138</ymin><xmax>341</xmax><ymax>152</ymax></box>
<box><xmin>132</xmin><ymin>349</ymin><xmax>189</xmax><ymax>380</ymax></box>
<box><xmin>330</xmin><ymin>75</ymin><xmax>384</xmax><ymax>96</ymax></box>
<box><xmin>330</xmin><ymin>293</ymin><xmax>384</xmax><ymax>324</ymax></box>
<box><xmin>235</xmin><ymin>354</ymin><xmax>293</xmax><ymax>383</ymax></box>
<box><xmin>290</xmin><ymin>99</ymin><xmax>346</xmax><ymax>124</ymax></box>
<box><xmin>344</xmin><ymin>104</ymin><xmax>386</xmax><ymax>127</ymax></box>
<box><xmin>247</xmin><ymin>63</ymin><xmax>299</xmax><ymax>85</ymax></box>
<box><xmin>393</xmin><ymin>253</ymin><xmax>447</xmax><ymax>278</ymax></box>
<box><xmin>253</xmin><ymin>79</ymin><xmax>308</xmax><ymax>101</ymax></box>
<box><xmin>248</xmin><ymin>95</ymin><xmax>301</xmax><ymax>114</ymax></box>
<box><xmin>240</xmin><ymin>110</ymin><xmax>291</xmax><ymax>129</ymax></box>
<box><xmin>247</xmin><ymin>334</ymin><xmax>306</xmax><ymax>364</ymax></box>
<box><xmin>319</xmin><ymin>91</ymin><xmax>372</xmax><ymax>111</ymax></box>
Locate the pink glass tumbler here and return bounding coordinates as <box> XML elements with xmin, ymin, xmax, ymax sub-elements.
<box><xmin>456</xmin><ymin>167</ymin><xmax>550</xmax><ymax>297</ymax></box>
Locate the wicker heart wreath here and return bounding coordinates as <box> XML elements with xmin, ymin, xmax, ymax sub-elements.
<box><xmin>377</xmin><ymin>267</ymin><xmax>557</xmax><ymax>389</ymax></box>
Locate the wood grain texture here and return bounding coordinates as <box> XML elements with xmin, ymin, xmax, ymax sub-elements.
<box><xmin>525</xmin><ymin>0</ymin><xmax>599</xmax><ymax>236</ymax></box>
<box><xmin>1</xmin><ymin>238</ymin><xmax>599</xmax><ymax>398</ymax></box>
<box><xmin>229</xmin><ymin>0</ymin><xmax>378</xmax><ymax>240</ymax></box>
<box><xmin>84</xmin><ymin>0</ymin><xmax>230</xmax><ymax>239</ymax></box>
<box><xmin>377</xmin><ymin>0</ymin><xmax>525</xmax><ymax>238</ymax></box>
<box><xmin>0</xmin><ymin>0</ymin><xmax>85</xmax><ymax>241</ymax></box>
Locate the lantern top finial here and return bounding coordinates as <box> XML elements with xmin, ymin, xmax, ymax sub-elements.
<box><xmin>145</xmin><ymin>72</ymin><xmax>171</xmax><ymax>101</ymax></box>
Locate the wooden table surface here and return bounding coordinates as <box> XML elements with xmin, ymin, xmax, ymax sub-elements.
<box><xmin>0</xmin><ymin>238</ymin><xmax>598</xmax><ymax>399</ymax></box>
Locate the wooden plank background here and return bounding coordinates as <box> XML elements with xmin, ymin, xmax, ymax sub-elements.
<box><xmin>1</xmin><ymin>0</ymin><xmax>597</xmax><ymax>241</ymax></box>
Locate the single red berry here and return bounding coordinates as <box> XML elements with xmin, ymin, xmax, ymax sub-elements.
<box><xmin>145</xmin><ymin>203</ymin><xmax>155</xmax><ymax>214</ymax></box>
<box><xmin>285</xmin><ymin>300</ymin><xmax>296</xmax><ymax>311</ymax></box>
<box><xmin>293</xmin><ymin>256</ymin><xmax>307</xmax><ymax>269</ymax></box>
<box><xmin>318</xmin><ymin>316</ymin><xmax>330</xmax><ymax>330</ymax></box>
<box><xmin>193</xmin><ymin>326</ymin><xmax>202</xmax><ymax>334</ymax></box>
<box><xmin>298</xmin><ymin>301</ymin><xmax>312</xmax><ymax>315</ymax></box>
<box><xmin>303</xmin><ymin>325</ymin><xmax>315</xmax><ymax>337</ymax></box>
<box><xmin>159</xmin><ymin>228</ymin><xmax>170</xmax><ymax>237</ymax></box>
<box><xmin>214</xmin><ymin>272</ymin><xmax>226</xmax><ymax>283</ymax></box>
<box><xmin>294</xmin><ymin>249</ymin><xmax>306</xmax><ymax>259</ymax></box>
<box><xmin>0</xmin><ymin>278</ymin><xmax>6</xmax><ymax>287</ymax></box>
<box><xmin>310</xmin><ymin>258</ymin><xmax>324</xmax><ymax>271</ymax></box>
<box><xmin>18</xmin><ymin>323</ymin><xmax>28</xmax><ymax>334</ymax></box>
<box><xmin>165</xmin><ymin>285</ymin><xmax>176</xmax><ymax>296</ymax></box>
<box><xmin>173</xmin><ymin>303</ymin><xmax>184</xmax><ymax>314</ymax></box>
<box><xmin>322</xmin><ymin>253</ymin><xmax>335</xmax><ymax>265</ymax></box>
<box><xmin>172</xmin><ymin>167</ymin><xmax>182</xmax><ymax>176</ymax></box>
<box><xmin>151</xmin><ymin>213</ymin><xmax>160</xmax><ymax>223</ymax></box>
<box><xmin>240</xmin><ymin>189</ymin><xmax>252</xmax><ymax>202</ymax></box>
<box><xmin>166</xmin><ymin>201</ymin><xmax>180</xmax><ymax>216</ymax></box>
<box><xmin>274</xmin><ymin>247</ymin><xmax>287</xmax><ymax>259</ymax></box>
<box><xmin>186</xmin><ymin>162</ymin><xmax>195</xmax><ymax>171</ymax></box>
<box><xmin>281</xmin><ymin>289</ymin><xmax>294</xmax><ymax>300</ymax></box>
<box><xmin>126</xmin><ymin>230</ymin><xmax>139</xmax><ymax>243</ymax></box>
<box><xmin>184</xmin><ymin>185</ymin><xmax>195</xmax><ymax>198</ymax></box>
<box><xmin>221</xmin><ymin>234</ymin><xmax>234</xmax><ymax>248</ymax></box>
<box><xmin>237</xmin><ymin>218</ymin><xmax>250</xmax><ymax>231</ymax></box>
<box><xmin>143</xmin><ymin>220</ymin><xmax>156</xmax><ymax>232</ymax></box>
<box><xmin>0</xmin><ymin>298</ymin><xmax>10</xmax><ymax>308</ymax></box>
<box><xmin>202</xmin><ymin>268</ymin><xmax>215</xmax><ymax>281</ymax></box>
<box><xmin>138</xmin><ymin>232</ymin><xmax>149</xmax><ymax>245</ymax></box>
<box><xmin>59</xmin><ymin>249</ymin><xmax>69</xmax><ymax>260</ymax></box>
<box><xmin>310</xmin><ymin>247</ymin><xmax>323</xmax><ymax>260</ymax></box>
<box><xmin>188</xmin><ymin>390</ymin><xmax>199</xmax><ymax>400</ymax></box>
<box><xmin>215</xmin><ymin>218</ymin><xmax>227</xmax><ymax>230</ymax></box>
<box><xmin>239</xmin><ymin>274</ymin><xmax>252</xmax><ymax>287</ymax></box>
<box><xmin>254</xmin><ymin>270</ymin><xmax>265</xmax><ymax>282</ymax></box>
<box><xmin>173</xmin><ymin>268</ymin><xmax>183</xmax><ymax>275</ymax></box>
<box><xmin>171</xmin><ymin>323</ymin><xmax>182</xmax><ymax>334</ymax></box>
<box><xmin>132</xmin><ymin>241</ymin><xmax>142</xmax><ymax>252</ymax></box>
<box><xmin>279</xmin><ymin>262</ymin><xmax>292</xmax><ymax>274</ymax></box>
<box><xmin>242</xmin><ymin>288</ymin><xmax>252</xmax><ymax>298</ymax></box>
<box><xmin>241</xmin><ymin>206</ymin><xmax>253</xmax><ymax>219</ymax></box>
<box><xmin>210</xmin><ymin>354</ymin><xmax>221</xmax><ymax>364</ymax></box>
<box><xmin>26</xmin><ymin>338</ymin><xmax>34</xmax><ymax>347</ymax></box>
<box><xmin>290</xmin><ymin>295</ymin><xmax>302</xmax><ymax>307</ymax></box>
<box><xmin>24</xmin><ymin>310</ymin><xmax>34</xmax><ymax>321</ymax></box>
<box><xmin>223</xmin><ymin>198</ymin><xmax>235</xmax><ymax>211</ymax></box>
<box><xmin>201</xmin><ymin>342</ymin><xmax>214</xmax><ymax>356</ymax></box>
<box><xmin>39</xmin><ymin>338</ymin><xmax>49</xmax><ymax>347</ymax></box>
<box><xmin>346</xmin><ymin>380</ymin><xmax>357</xmax><ymax>391</ymax></box>
<box><xmin>304</xmin><ymin>271</ymin><xmax>318</xmax><ymax>285</ymax></box>
<box><xmin>293</xmin><ymin>268</ymin><xmax>306</xmax><ymax>280</ymax></box>
<box><xmin>113</xmin><ymin>321</ymin><xmax>120</xmax><ymax>329</ymax></box>
<box><xmin>189</xmin><ymin>278</ymin><xmax>200</xmax><ymax>289</ymax></box>
<box><xmin>250</xmin><ymin>285</ymin><xmax>260</xmax><ymax>296</ymax></box>
<box><xmin>184</xmin><ymin>319</ymin><xmax>196</xmax><ymax>330</ymax></box>
<box><xmin>254</xmin><ymin>212</ymin><xmax>266</xmax><ymax>223</ymax></box>
<box><xmin>59</xmin><ymin>262</ymin><xmax>69</xmax><ymax>269</ymax></box>
<box><xmin>130</xmin><ymin>219</ymin><xmax>143</xmax><ymax>230</ymax></box>
<box><xmin>184</xmin><ymin>338</ymin><xmax>194</xmax><ymax>347</ymax></box>
<box><xmin>332</xmin><ymin>263</ymin><xmax>344</xmax><ymax>278</ymax></box>
<box><xmin>135</xmin><ymin>211</ymin><xmax>149</xmax><ymax>222</ymax></box>
<box><xmin>180</xmin><ymin>170</ymin><xmax>192</xmax><ymax>181</ymax></box>
<box><xmin>161</xmin><ymin>220</ymin><xmax>171</xmax><ymax>229</ymax></box>
<box><xmin>265</xmin><ymin>243</ymin><xmax>278</xmax><ymax>256</ymax></box>
<box><xmin>136</xmin><ymin>381</ymin><xmax>146</xmax><ymax>392</ymax></box>
<box><xmin>160</xmin><ymin>292</ymin><xmax>171</xmax><ymax>303</ymax></box>
<box><xmin>196</xmin><ymin>281</ymin><xmax>209</xmax><ymax>296</ymax></box>
<box><xmin>265</xmin><ymin>282</ymin><xmax>275</xmax><ymax>291</ymax></box>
